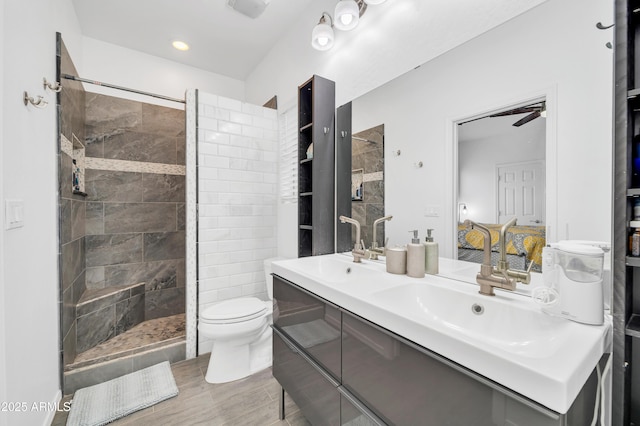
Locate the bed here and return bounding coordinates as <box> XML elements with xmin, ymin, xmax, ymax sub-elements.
<box><xmin>457</xmin><ymin>223</ymin><xmax>546</xmax><ymax>272</ymax></box>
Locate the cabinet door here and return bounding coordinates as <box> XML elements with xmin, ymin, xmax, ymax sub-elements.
<box><xmin>273</xmin><ymin>329</ymin><xmax>340</xmax><ymax>426</ymax></box>
<box><xmin>340</xmin><ymin>388</ymin><xmax>386</xmax><ymax>426</ymax></box>
<box><xmin>341</xmin><ymin>311</ymin><xmax>563</xmax><ymax>426</ymax></box>
<box><xmin>273</xmin><ymin>275</ymin><xmax>342</xmax><ymax>380</ymax></box>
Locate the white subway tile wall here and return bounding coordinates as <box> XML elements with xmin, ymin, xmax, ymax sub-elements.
<box><xmin>196</xmin><ymin>93</ymin><xmax>278</xmax><ymax>351</ymax></box>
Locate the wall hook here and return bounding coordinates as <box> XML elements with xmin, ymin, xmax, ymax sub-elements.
<box><xmin>596</xmin><ymin>22</ymin><xmax>614</xmax><ymax>30</ymax></box>
<box><xmin>414</xmin><ymin>161</ymin><xmax>423</xmax><ymax>168</ymax></box>
<box><xmin>341</xmin><ymin>130</ymin><xmax>348</xmax><ymax>138</ymax></box>
<box><xmin>393</xmin><ymin>149</ymin><xmax>401</xmax><ymax>157</ymax></box>
<box><xmin>606</xmin><ymin>42</ymin><xmax>613</xmax><ymax>49</ymax></box>
<box><xmin>43</xmin><ymin>77</ymin><xmax>62</xmax><ymax>92</ymax></box>
<box><xmin>323</xmin><ymin>127</ymin><xmax>330</xmax><ymax>134</ymax></box>
<box><xmin>23</xmin><ymin>91</ymin><xmax>48</xmax><ymax>108</ymax></box>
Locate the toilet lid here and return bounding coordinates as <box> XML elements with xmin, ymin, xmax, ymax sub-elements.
<box><xmin>201</xmin><ymin>297</ymin><xmax>267</xmax><ymax>324</ymax></box>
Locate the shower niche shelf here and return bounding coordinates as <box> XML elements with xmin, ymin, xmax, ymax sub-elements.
<box><xmin>70</xmin><ymin>133</ymin><xmax>86</xmax><ymax>196</ymax></box>
<box><xmin>297</xmin><ymin>75</ymin><xmax>335</xmax><ymax>258</ymax></box>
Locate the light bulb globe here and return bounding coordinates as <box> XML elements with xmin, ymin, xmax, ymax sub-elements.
<box><xmin>312</xmin><ymin>21</ymin><xmax>334</xmax><ymax>51</ymax></box>
<box><xmin>334</xmin><ymin>0</ymin><xmax>359</xmax><ymax>31</ymax></box>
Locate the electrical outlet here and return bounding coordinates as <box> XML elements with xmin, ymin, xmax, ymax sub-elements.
<box><xmin>424</xmin><ymin>205</ymin><xmax>441</xmax><ymax>217</ymax></box>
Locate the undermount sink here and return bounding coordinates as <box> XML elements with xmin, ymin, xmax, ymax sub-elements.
<box><xmin>370</xmin><ymin>283</ymin><xmax>567</xmax><ymax>358</ymax></box>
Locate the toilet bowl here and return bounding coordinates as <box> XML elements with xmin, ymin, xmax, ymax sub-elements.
<box><xmin>198</xmin><ymin>257</ymin><xmax>283</xmax><ymax>384</ymax></box>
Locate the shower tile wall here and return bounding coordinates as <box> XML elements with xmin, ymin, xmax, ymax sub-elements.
<box><xmin>352</xmin><ymin>125</ymin><xmax>385</xmax><ymax>248</ymax></box>
<box><xmin>196</xmin><ymin>91</ymin><xmax>278</xmax><ymax>353</ymax></box>
<box><xmin>80</xmin><ymin>93</ymin><xmax>186</xmax><ymax>352</ymax></box>
<box><xmin>58</xmin><ymin>36</ymin><xmax>87</xmax><ymax>370</ymax></box>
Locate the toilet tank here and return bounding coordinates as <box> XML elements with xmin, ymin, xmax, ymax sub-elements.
<box><xmin>264</xmin><ymin>257</ymin><xmax>286</xmax><ymax>300</ymax></box>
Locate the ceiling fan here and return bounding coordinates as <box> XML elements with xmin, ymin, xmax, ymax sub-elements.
<box><xmin>489</xmin><ymin>102</ymin><xmax>546</xmax><ymax>127</ymax></box>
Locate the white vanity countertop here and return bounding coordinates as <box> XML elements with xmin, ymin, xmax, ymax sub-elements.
<box><xmin>271</xmin><ymin>253</ymin><xmax>612</xmax><ymax>415</ymax></box>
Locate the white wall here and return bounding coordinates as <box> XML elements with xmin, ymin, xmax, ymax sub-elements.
<box><xmin>0</xmin><ymin>0</ymin><xmax>6</xmax><ymax>424</ymax></box>
<box><xmin>244</xmin><ymin>0</ymin><xmax>550</xmax><ymax>259</ymax></box>
<box><xmin>458</xmin><ymin>116</ymin><xmax>546</xmax><ymax>223</ymax></box>
<box><xmin>245</xmin><ymin>0</ymin><xmax>548</xmax><ymax>108</ymax></box>
<box><xmin>349</xmin><ymin>0</ymin><xmax>612</xmax><ymax>256</ymax></box>
<box><xmin>80</xmin><ymin>37</ymin><xmax>245</xmax><ymax>109</ymax></box>
<box><xmin>1</xmin><ymin>0</ymin><xmax>75</xmax><ymax>423</ymax></box>
<box><xmin>195</xmin><ymin>92</ymin><xmax>278</xmax><ymax>353</ymax></box>
<box><xmin>253</xmin><ymin>0</ymin><xmax>612</xmax><ymax>258</ymax></box>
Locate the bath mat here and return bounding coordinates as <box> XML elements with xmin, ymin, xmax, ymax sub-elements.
<box><xmin>66</xmin><ymin>361</ymin><xmax>178</xmax><ymax>426</ymax></box>
<box><xmin>282</xmin><ymin>319</ymin><xmax>340</xmax><ymax>348</ymax></box>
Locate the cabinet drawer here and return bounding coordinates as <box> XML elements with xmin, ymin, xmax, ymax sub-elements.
<box><xmin>342</xmin><ymin>311</ymin><xmax>563</xmax><ymax>426</ymax></box>
<box><xmin>273</xmin><ymin>275</ymin><xmax>342</xmax><ymax>380</ymax></box>
<box><xmin>273</xmin><ymin>329</ymin><xmax>340</xmax><ymax>426</ymax></box>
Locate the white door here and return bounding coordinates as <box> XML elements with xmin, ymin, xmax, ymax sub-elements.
<box><xmin>497</xmin><ymin>161</ymin><xmax>545</xmax><ymax>225</ymax></box>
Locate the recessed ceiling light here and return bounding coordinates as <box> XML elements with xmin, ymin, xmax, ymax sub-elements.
<box><xmin>172</xmin><ymin>41</ymin><xmax>190</xmax><ymax>51</ymax></box>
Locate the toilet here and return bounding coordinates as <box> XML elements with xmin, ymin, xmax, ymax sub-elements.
<box><xmin>198</xmin><ymin>257</ymin><xmax>282</xmax><ymax>384</ymax></box>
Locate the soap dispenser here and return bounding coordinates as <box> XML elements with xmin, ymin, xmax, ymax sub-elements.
<box><xmin>424</xmin><ymin>229</ymin><xmax>439</xmax><ymax>275</ymax></box>
<box><xmin>406</xmin><ymin>230</ymin><xmax>425</xmax><ymax>278</ymax></box>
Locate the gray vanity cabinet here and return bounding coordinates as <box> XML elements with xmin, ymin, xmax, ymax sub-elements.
<box><xmin>341</xmin><ymin>311</ymin><xmax>572</xmax><ymax>426</ymax></box>
<box><xmin>273</xmin><ymin>330</ymin><xmax>341</xmax><ymax>426</ymax></box>
<box><xmin>273</xmin><ymin>275</ymin><xmax>342</xmax><ymax>380</ymax></box>
<box><xmin>273</xmin><ymin>276</ymin><xmax>598</xmax><ymax>425</ymax></box>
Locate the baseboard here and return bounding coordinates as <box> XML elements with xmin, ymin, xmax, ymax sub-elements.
<box><xmin>42</xmin><ymin>389</ymin><xmax>62</xmax><ymax>426</ymax></box>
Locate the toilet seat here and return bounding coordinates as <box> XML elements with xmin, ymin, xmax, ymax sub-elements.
<box><xmin>201</xmin><ymin>297</ymin><xmax>267</xmax><ymax>324</ymax></box>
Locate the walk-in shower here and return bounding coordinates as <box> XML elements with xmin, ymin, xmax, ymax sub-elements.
<box><xmin>57</xmin><ymin>34</ymin><xmax>186</xmax><ymax>394</ymax></box>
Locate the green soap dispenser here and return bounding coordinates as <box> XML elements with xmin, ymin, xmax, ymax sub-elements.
<box><xmin>424</xmin><ymin>229</ymin><xmax>439</xmax><ymax>275</ymax></box>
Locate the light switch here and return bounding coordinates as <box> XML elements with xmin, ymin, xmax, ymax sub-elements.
<box><xmin>5</xmin><ymin>199</ymin><xmax>24</xmax><ymax>230</ymax></box>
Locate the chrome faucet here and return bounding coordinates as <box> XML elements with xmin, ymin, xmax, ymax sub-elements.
<box><xmin>339</xmin><ymin>215</ymin><xmax>366</xmax><ymax>263</ymax></box>
<box><xmin>369</xmin><ymin>215</ymin><xmax>393</xmax><ymax>260</ymax></box>
<box><xmin>463</xmin><ymin>219</ymin><xmax>531</xmax><ymax>296</ymax></box>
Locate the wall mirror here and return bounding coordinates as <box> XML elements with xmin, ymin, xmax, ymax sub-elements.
<box><xmin>333</xmin><ymin>0</ymin><xmax>612</xmax><ymax>297</ymax></box>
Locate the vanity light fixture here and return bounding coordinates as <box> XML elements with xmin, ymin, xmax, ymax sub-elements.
<box><xmin>172</xmin><ymin>40</ymin><xmax>190</xmax><ymax>51</ymax></box>
<box><xmin>312</xmin><ymin>13</ymin><xmax>335</xmax><ymax>51</ymax></box>
<box><xmin>334</xmin><ymin>0</ymin><xmax>361</xmax><ymax>31</ymax></box>
<box><xmin>312</xmin><ymin>0</ymin><xmax>383</xmax><ymax>51</ymax></box>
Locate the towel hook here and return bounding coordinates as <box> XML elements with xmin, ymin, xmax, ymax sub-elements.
<box><xmin>23</xmin><ymin>91</ymin><xmax>48</xmax><ymax>109</ymax></box>
<box><xmin>596</xmin><ymin>22</ymin><xmax>614</xmax><ymax>30</ymax></box>
<box><xmin>43</xmin><ymin>77</ymin><xmax>62</xmax><ymax>93</ymax></box>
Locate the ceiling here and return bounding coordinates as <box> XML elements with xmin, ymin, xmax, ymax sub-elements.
<box><xmin>71</xmin><ymin>0</ymin><xmax>547</xmax><ymax>83</ymax></box>
<box><xmin>71</xmin><ymin>0</ymin><xmax>314</xmax><ymax>80</ymax></box>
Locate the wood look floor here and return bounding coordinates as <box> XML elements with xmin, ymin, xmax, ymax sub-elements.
<box><xmin>52</xmin><ymin>354</ymin><xmax>310</xmax><ymax>426</ymax></box>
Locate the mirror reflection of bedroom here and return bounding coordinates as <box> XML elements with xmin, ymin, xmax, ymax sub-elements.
<box><xmin>457</xmin><ymin>101</ymin><xmax>546</xmax><ymax>273</ymax></box>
